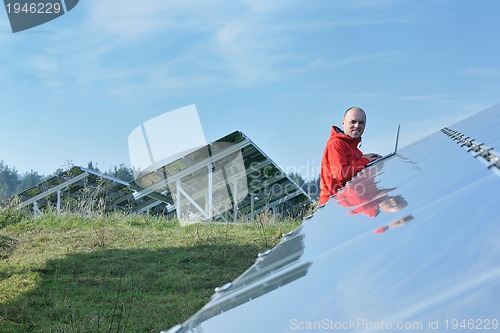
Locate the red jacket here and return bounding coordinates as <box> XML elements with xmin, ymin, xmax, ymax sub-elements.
<box><xmin>319</xmin><ymin>126</ymin><xmax>370</xmax><ymax>205</ymax></box>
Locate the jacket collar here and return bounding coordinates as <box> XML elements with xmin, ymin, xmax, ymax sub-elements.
<box><xmin>331</xmin><ymin>125</ymin><xmax>362</xmax><ymax>145</ymax></box>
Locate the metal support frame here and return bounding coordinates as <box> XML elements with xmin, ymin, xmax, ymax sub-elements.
<box><xmin>135</xmin><ymin>139</ymin><xmax>251</xmax><ymax>221</ymax></box>
<box><xmin>18</xmin><ymin>171</ymin><xmax>90</xmax><ymax>215</ymax></box>
<box><xmin>233</xmin><ymin>182</ymin><xmax>238</xmax><ymax>223</ymax></box>
<box><xmin>57</xmin><ymin>190</ymin><xmax>61</xmax><ymax>212</ymax></box>
<box><xmin>18</xmin><ymin>171</ymin><xmax>90</xmax><ymax>209</ymax></box>
<box><xmin>133</xmin><ymin>139</ymin><xmax>251</xmax><ymax>201</ymax></box>
<box><xmin>175</xmin><ymin>164</ymin><xmax>218</xmax><ymax>221</ymax></box>
<box><xmin>33</xmin><ymin>201</ymin><xmax>43</xmax><ymax>216</ymax></box>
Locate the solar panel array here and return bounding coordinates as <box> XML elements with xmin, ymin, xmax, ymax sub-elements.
<box><xmin>131</xmin><ymin>131</ymin><xmax>311</xmax><ymax>222</ymax></box>
<box><xmin>15</xmin><ymin>132</ymin><xmax>311</xmax><ymax>220</ymax></box>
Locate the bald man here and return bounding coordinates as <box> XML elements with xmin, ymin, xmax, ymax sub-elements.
<box><xmin>319</xmin><ymin>107</ymin><xmax>381</xmax><ymax>205</ymax></box>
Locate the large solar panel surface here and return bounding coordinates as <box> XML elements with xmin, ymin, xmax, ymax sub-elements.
<box><xmin>161</xmin><ymin>104</ymin><xmax>500</xmax><ymax>333</ymax></box>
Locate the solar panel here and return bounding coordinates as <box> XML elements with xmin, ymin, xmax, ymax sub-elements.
<box><xmin>16</xmin><ymin>166</ymin><xmax>140</xmax><ymax>215</ymax></box>
<box><xmin>161</xmin><ymin>103</ymin><xmax>500</xmax><ymax>333</ymax></box>
<box><xmin>131</xmin><ymin>131</ymin><xmax>311</xmax><ymax>222</ymax></box>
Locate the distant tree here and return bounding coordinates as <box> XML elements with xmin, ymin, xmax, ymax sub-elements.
<box><xmin>289</xmin><ymin>172</ymin><xmax>305</xmax><ymax>188</ymax></box>
<box><xmin>51</xmin><ymin>168</ymin><xmax>65</xmax><ymax>177</ymax></box>
<box><xmin>288</xmin><ymin>172</ymin><xmax>319</xmax><ymax>200</ymax></box>
<box><xmin>304</xmin><ymin>177</ymin><xmax>320</xmax><ymax>200</ymax></box>
<box><xmin>0</xmin><ymin>160</ymin><xmax>20</xmax><ymax>200</ymax></box>
<box><xmin>0</xmin><ymin>179</ymin><xmax>7</xmax><ymax>201</ymax></box>
<box><xmin>86</xmin><ymin>161</ymin><xmax>101</xmax><ymax>172</ymax></box>
<box><xmin>107</xmin><ymin>164</ymin><xmax>134</xmax><ymax>182</ymax></box>
<box><xmin>16</xmin><ymin>170</ymin><xmax>44</xmax><ymax>194</ymax></box>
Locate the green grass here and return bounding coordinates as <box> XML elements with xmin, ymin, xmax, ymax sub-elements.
<box><xmin>0</xmin><ymin>209</ymin><xmax>300</xmax><ymax>332</ymax></box>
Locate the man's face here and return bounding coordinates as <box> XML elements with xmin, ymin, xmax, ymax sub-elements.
<box><xmin>342</xmin><ymin>108</ymin><xmax>366</xmax><ymax>139</ymax></box>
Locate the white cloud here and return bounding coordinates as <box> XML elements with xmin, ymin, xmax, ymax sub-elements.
<box><xmin>462</xmin><ymin>67</ymin><xmax>500</xmax><ymax>78</ymax></box>
<box><xmin>399</xmin><ymin>94</ymin><xmax>453</xmax><ymax>102</ymax></box>
<box><xmin>16</xmin><ymin>1</ymin><xmax>287</xmax><ymax>92</ymax></box>
<box><xmin>86</xmin><ymin>0</ymin><xmax>213</xmax><ymax>41</ymax></box>
<box><xmin>214</xmin><ymin>20</ymin><xmax>283</xmax><ymax>86</ymax></box>
<box><xmin>332</xmin><ymin>51</ymin><xmax>399</xmax><ymax>68</ymax></box>
<box><xmin>2</xmin><ymin>1</ymin><xmax>419</xmax><ymax>98</ymax></box>
<box><xmin>240</xmin><ymin>0</ymin><xmax>310</xmax><ymax>14</ymax></box>
<box><xmin>83</xmin><ymin>0</ymin><xmax>258</xmax><ymax>43</ymax></box>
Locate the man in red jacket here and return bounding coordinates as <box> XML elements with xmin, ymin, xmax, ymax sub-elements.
<box><xmin>319</xmin><ymin>107</ymin><xmax>381</xmax><ymax>205</ymax></box>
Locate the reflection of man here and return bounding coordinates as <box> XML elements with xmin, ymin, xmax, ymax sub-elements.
<box><xmin>374</xmin><ymin>215</ymin><xmax>414</xmax><ymax>234</ymax></box>
<box><xmin>349</xmin><ymin>193</ymin><xmax>408</xmax><ymax>217</ymax></box>
<box><xmin>334</xmin><ymin>169</ymin><xmax>408</xmax><ymax>218</ymax></box>
<box><xmin>319</xmin><ymin>107</ymin><xmax>381</xmax><ymax>205</ymax></box>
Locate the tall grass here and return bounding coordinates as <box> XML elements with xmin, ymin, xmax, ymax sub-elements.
<box><xmin>0</xmin><ymin>204</ymin><xmax>300</xmax><ymax>333</ymax></box>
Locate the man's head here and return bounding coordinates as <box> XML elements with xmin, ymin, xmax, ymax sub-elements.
<box><xmin>342</xmin><ymin>107</ymin><xmax>366</xmax><ymax>139</ymax></box>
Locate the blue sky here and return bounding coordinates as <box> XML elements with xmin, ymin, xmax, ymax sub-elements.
<box><xmin>1</xmin><ymin>0</ymin><xmax>499</xmax><ymax>180</ymax></box>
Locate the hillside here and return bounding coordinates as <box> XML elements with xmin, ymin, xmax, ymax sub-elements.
<box><xmin>0</xmin><ymin>207</ymin><xmax>300</xmax><ymax>332</ymax></box>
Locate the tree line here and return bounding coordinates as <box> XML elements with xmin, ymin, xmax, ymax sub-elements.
<box><xmin>288</xmin><ymin>172</ymin><xmax>320</xmax><ymax>200</ymax></box>
<box><xmin>0</xmin><ymin>160</ymin><xmax>319</xmax><ymax>202</ymax></box>
<box><xmin>0</xmin><ymin>160</ymin><xmax>134</xmax><ymax>201</ymax></box>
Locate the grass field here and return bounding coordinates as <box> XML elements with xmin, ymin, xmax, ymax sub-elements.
<box><xmin>0</xmin><ymin>207</ymin><xmax>301</xmax><ymax>332</ymax></box>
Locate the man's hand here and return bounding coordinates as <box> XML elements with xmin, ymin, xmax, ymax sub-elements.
<box><xmin>362</xmin><ymin>153</ymin><xmax>382</xmax><ymax>162</ymax></box>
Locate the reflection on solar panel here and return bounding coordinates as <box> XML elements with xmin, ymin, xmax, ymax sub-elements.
<box><xmin>15</xmin><ymin>166</ymin><xmax>165</xmax><ymax>216</ymax></box>
<box><xmin>131</xmin><ymin>131</ymin><xmax>311</xmax><ymax>222</ymax></box>
<box><xmin>161</xmin><ymin>103</ymin><xmax>500</xmax><ymax>333</ymax></box>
